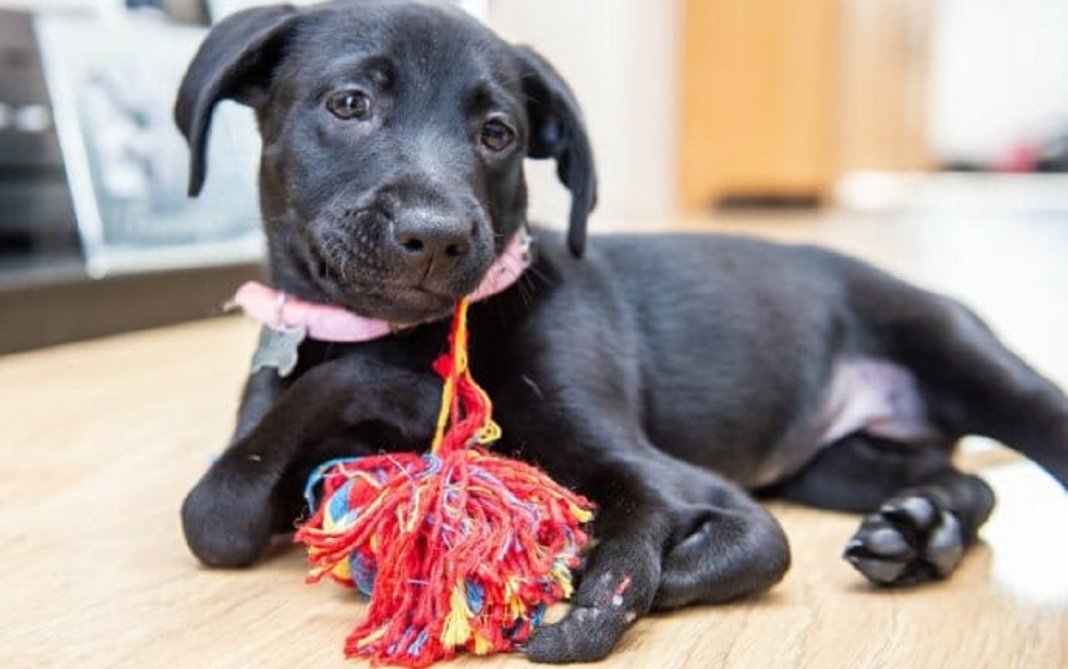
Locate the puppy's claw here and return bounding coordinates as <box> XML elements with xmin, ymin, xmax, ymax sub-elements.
<box><xmin>844</xmin><ymin>493</ymin><xmax>964</xmax><ymax>586</ymax></box>
<box><xmin>924</xmin><ymin>514</ymin><xmax>965</xmax><ymax>575</ymax></box>
<box><xmin>880</xmin><ymin>494</ymin><xmax>939</xmax><ymax>532</ymax></box>
<box><xmin>843</xmin><ymin>551</ymin><xmax>908</xmax><ymax>584</ymax></box>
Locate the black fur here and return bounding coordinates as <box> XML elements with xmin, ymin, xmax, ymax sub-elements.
<box><xmin>175</xmin><ymin>1</ymin><xmax>1068</xmax><ymax>662</ymax></box>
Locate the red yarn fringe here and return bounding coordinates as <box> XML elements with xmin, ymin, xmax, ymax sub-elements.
<box><xmin>295</xmin><ymin>298</ymin><xmax>594</xmax><ymax>666</ymax></box>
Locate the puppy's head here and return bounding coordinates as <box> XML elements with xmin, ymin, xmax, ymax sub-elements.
<box><xmin>175</xmin><ymin>0</ymin><xmax>596</xmax><ymax>323</ymax></box>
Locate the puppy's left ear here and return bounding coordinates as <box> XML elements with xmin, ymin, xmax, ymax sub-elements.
<box><xmin>513</xmin><ymin>46</ymin><xmax>597</xmax><ymax>258</ymax></box>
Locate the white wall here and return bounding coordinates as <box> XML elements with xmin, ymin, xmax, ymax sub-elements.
<box><xmin>929</xmin><ymin>0</ymin><xmax>1068</xmax><ymax>163</ymax></box>
<box><xmin>489</xmin><ymin>0</ymin><xmax>680</xmax><ymax>231</ymax></box>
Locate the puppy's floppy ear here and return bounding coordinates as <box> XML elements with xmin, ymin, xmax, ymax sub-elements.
<box><xmin>513</xmin><ymin>46</ymin><xmax>597</xmax><ymax>258</ymax></box>
<box><xmin>174</xmin><ymin>5</ymin><xmax>302</xmax><ymax>197</ymax></box>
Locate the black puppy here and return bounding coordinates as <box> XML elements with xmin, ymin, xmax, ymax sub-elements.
<box><xmin>176</xmin><ymin>0</ymin><xmax>1068</xmax><ymax>662</ymax></box>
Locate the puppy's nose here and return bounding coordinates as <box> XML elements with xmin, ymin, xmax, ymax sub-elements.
<box><xmin>392</xmin><ymin>213</ymin><xmax>473</xmax><ymax>263</ymax></box>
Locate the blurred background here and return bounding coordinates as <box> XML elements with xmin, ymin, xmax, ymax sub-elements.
<box><xmin>1</xmin><ymin>0</ymin><xmax>1067</xmax><ymax>354</ymax></box>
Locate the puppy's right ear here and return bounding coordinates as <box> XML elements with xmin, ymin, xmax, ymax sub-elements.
<box><xmin>513</xmin><ymin>46</ymin><xmax>597</xmax><ymax>258</ymax></box>
<box><xmin>175</xmin><ymin>5</ymin><xmax>301</xmax><ymax>197</ymax></box>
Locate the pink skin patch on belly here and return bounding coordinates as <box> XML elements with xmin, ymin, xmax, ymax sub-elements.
<box><xmin>815</xmin><ymin>358</ymin><xmax>938</xmax><ymax>447</ymax></box>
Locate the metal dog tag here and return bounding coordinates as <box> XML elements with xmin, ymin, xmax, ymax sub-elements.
<box><xmin>251</xmin><ymin>324</ymin><xmax>306</xmax><ymax>377</ymax></box>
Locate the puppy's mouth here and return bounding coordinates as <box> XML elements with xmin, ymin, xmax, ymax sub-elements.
<box><xmin>355</xmin><ymin>287</ymin><xmax>457</xmax><ymax>323</ymax></box>
<box><xmin>304</xmin><ymin>243</ymin><xmax>484</xmax><ymax>324</ymax></box>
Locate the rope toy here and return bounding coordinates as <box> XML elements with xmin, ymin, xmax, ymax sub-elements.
<box><xmin>295</xmin><ymin>297</ymin><xmax>595</xmax><ymax>666</ymax></box>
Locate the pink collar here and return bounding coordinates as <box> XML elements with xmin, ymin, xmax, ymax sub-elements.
<box><xmin>231</xmin><ymin>229</ymin><xmax>531</xmax><ymax>343</ymax></box>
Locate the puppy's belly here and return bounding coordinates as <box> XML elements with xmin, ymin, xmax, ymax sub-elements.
<box><xmin>814</xmin><ymin>357</ymin><xmax>936</xmax><ymax>445</ymax></box>
<box><xmin>751</xmin><ymin>358</ymin><xmax>938</xmax><ymax>487</ymax></box>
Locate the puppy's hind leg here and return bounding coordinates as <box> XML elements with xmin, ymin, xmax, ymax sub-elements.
<box><xmin>849</xmin><ymin>262</ymin><xmax>1068</xmax><ymax>487</ymax></box>
<box><xmin>902</xmin><ymin>298</ymin><xmax>1068</xmax><ymax>487</ymax></box>
<box><xmin>766</xmin><ymin>432</ymin><xmax>995</xmax><ymax>586</ymax></box>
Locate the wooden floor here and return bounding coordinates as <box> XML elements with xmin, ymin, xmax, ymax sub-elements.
<box><xmin>2</xmin><ymin>210</ymin><xmax>1066</xmax><ymax>669</ymax></box>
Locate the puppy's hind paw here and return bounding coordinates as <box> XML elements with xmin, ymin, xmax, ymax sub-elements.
<box><xmin>523</xmin><ymin>604</ymin><xmax>633</xmax><ymax>664</ymax></box>
<box><xmin>844</xmin><ymin>493</ymin><xmax>964</xmax><ymax>586</ymax></box>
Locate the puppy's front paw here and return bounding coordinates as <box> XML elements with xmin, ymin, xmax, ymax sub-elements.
<box><xmin>181</xmin><ymin>461</ymin><xmax>276</xmax><ymax>568</ymax></box>
<box><xmin>525</xmin><ymin>541</ymin><xmax>653</xmax><ymax>663</ymax></box>
<box><xmin>524</xmin><ymin>604</ymin><xmax>631</xmax><ymax>664</ymax></box>
<box><xmin>844</xmin><ymin>493</ymin><xmax>964</xmax><ymax>586</ymax></box>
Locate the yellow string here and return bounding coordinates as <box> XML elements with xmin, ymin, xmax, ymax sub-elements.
<box><xmin>429</xmin><ymin>298</ymin><xmax>501</xmax><ymax>455</ymax></box>
<box><xmin>440</xmin><ymin>582</ymin><xmax>474</xmax><ymax>646</ymax></box>
<box><xmin>429</xmin><ymin>299</ymin><xmax>466</xmax><ymax>455</ymax></box>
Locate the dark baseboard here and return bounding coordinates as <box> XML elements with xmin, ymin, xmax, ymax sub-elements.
<box><xmin>0</xmin><ymin>263</ymin><xmax>262</xmax><ymax>355</ymax></box>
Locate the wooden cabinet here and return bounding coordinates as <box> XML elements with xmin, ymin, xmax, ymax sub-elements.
<box><xmin>678</xmin><ymin>0</ymin><xmax>932</xmax><ymax>211</ymax></box>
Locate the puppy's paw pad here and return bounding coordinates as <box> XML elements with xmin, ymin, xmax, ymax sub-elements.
<box><xmin>843</xmin><ymin>493</ymin><xmax>964</xmax><ymax>586</ymax></box>
<box><xmin>523</xmin><ymin>605</ymin><xmax>624</xmax><ymax>664</ymax></box>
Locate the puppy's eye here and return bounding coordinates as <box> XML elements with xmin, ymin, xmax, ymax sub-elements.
<box><xmin>326</xmin><ymin>89</ymin><xmax>372</xmax><ymax>120</ymax></box>
<box><xmin>480</xmin><ymin>118</ymin><xmax>516</xmax><ymax>151</ymax></box>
